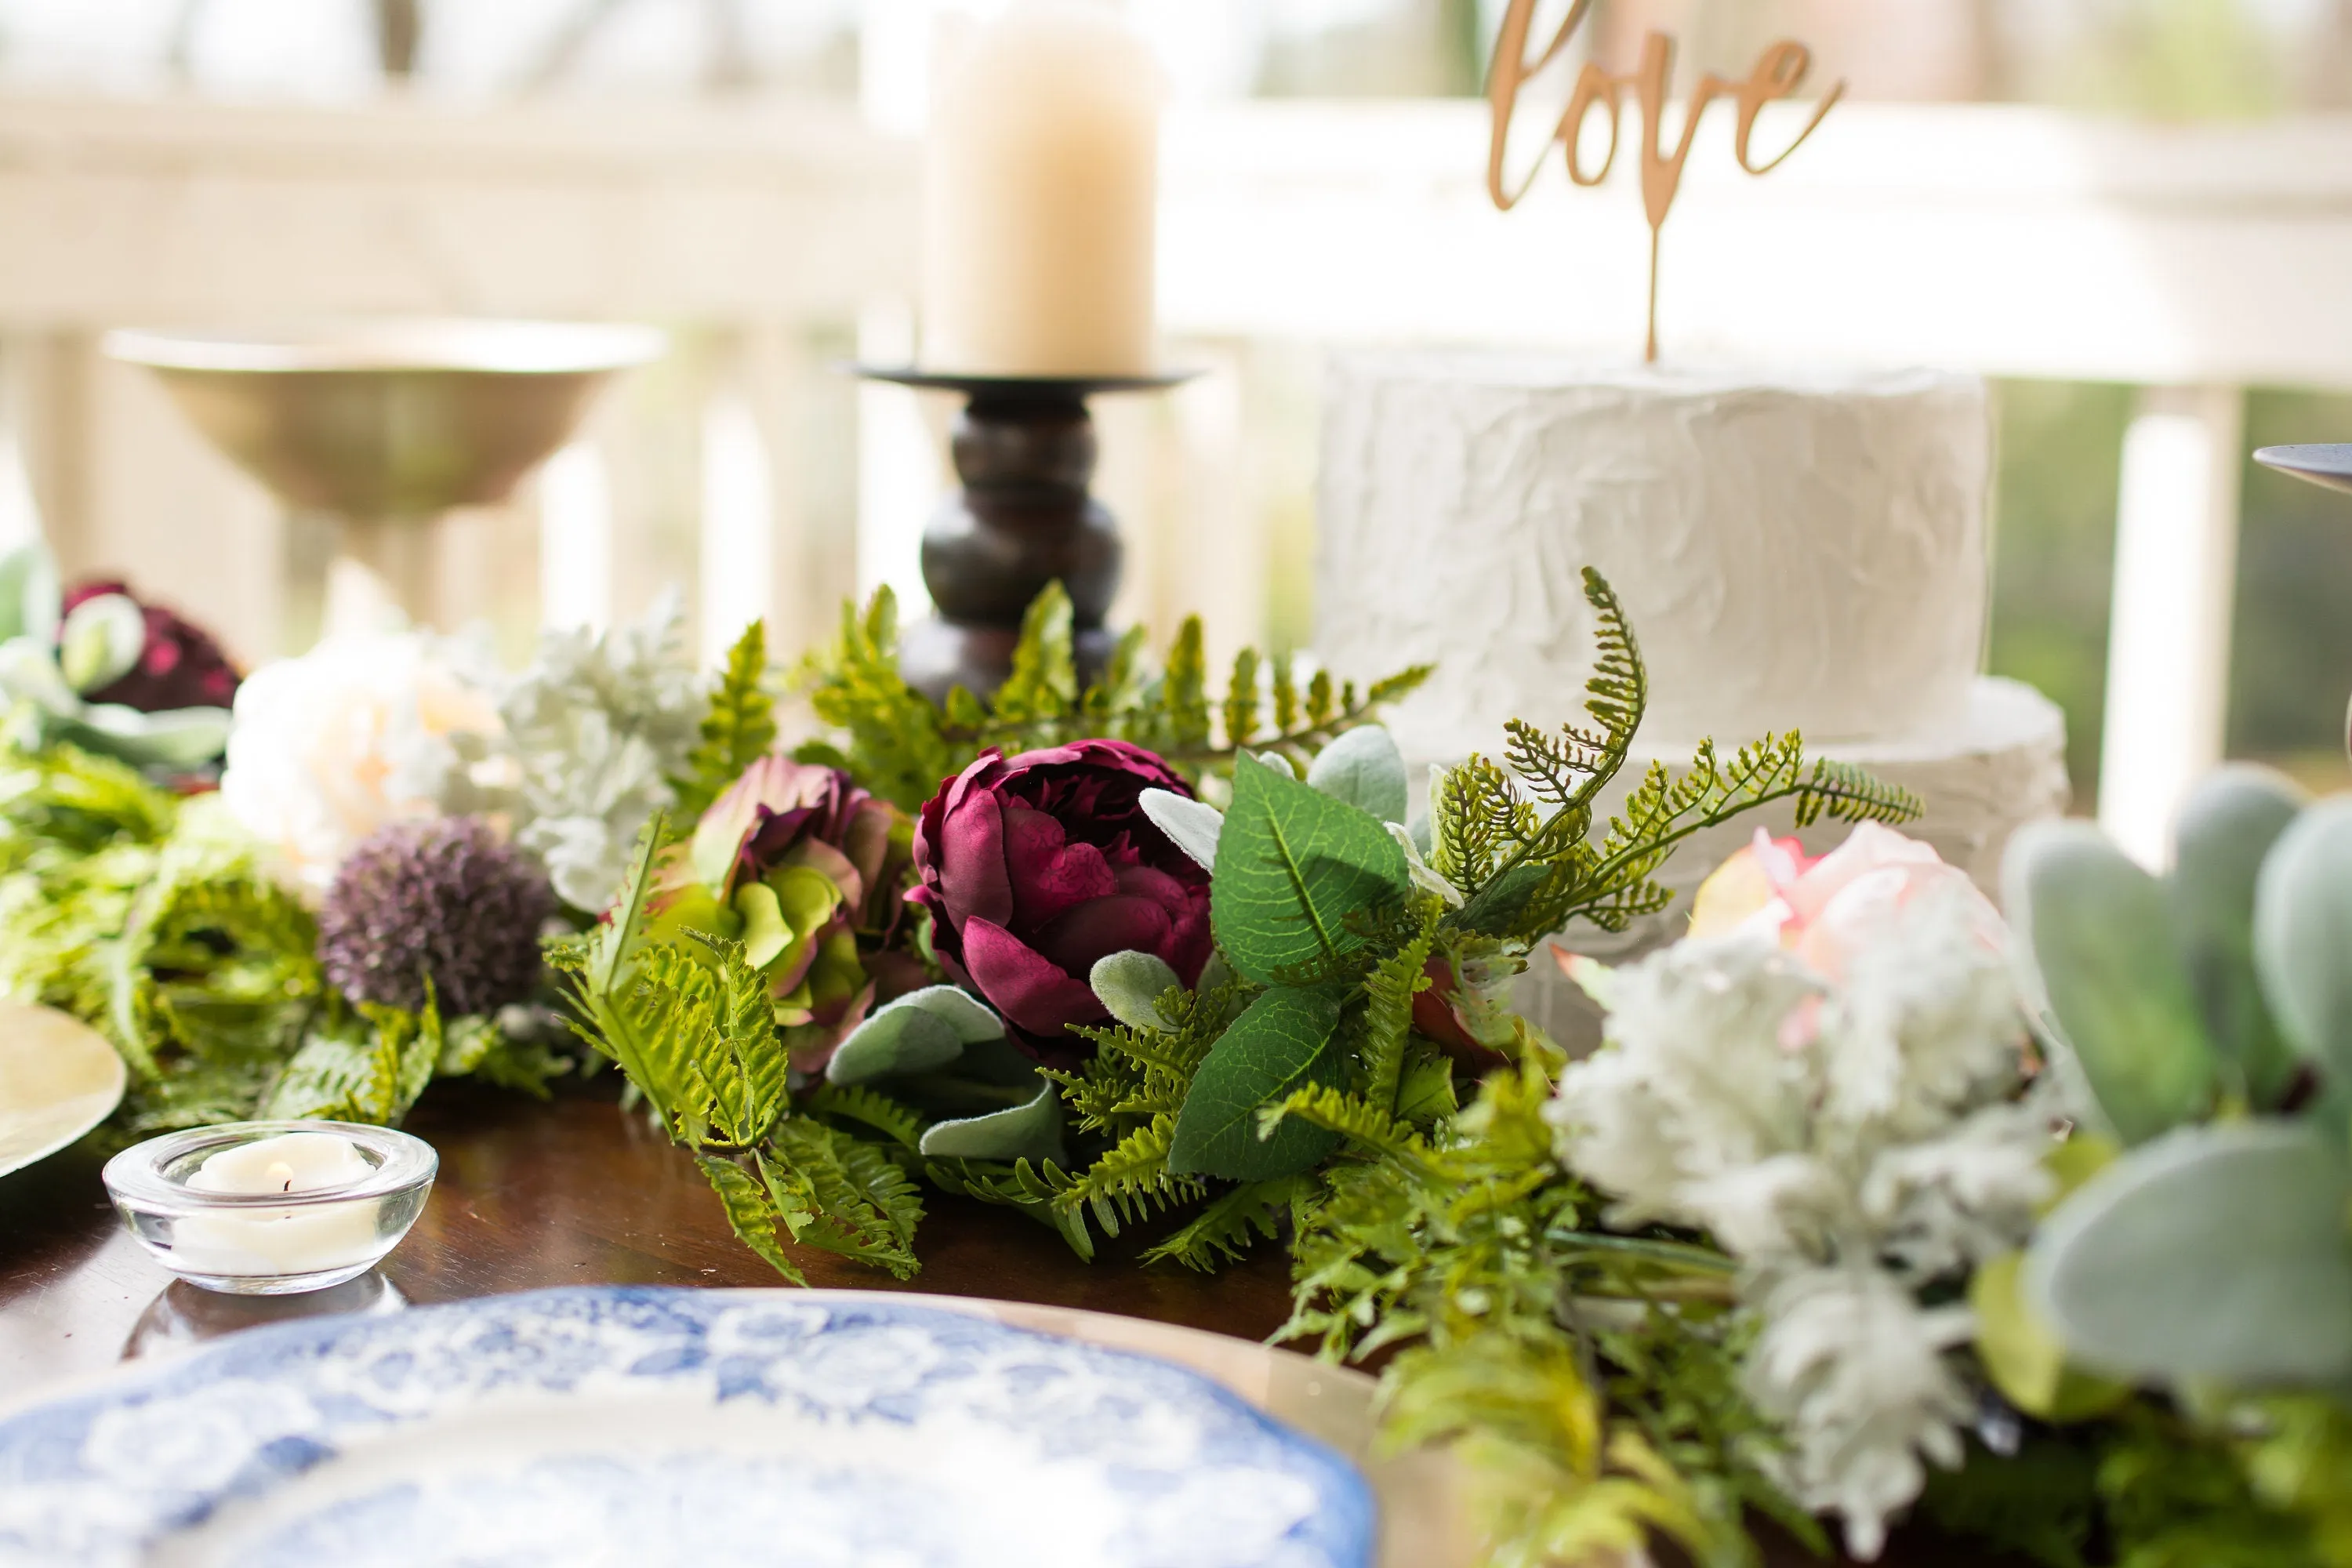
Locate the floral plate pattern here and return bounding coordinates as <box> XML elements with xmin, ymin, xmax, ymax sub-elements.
<box><xmin>0</xmin><ymin>1287</ymin><xmax>1374</xmax><ymax>1568</ymax></box>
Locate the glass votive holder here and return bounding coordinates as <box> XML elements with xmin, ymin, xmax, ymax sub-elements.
<box><xmin>103</xmin><ymin>1120</ymin><xmax>437</xmax><ymax>1295</ymax></box>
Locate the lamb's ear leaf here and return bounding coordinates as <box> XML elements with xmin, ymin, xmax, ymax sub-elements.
<box><xmin>826</xmin><ymin>1001</ymin><xmax>966</xmax><ymax>1086</ymax></box>
<box><xmin>1168</xmin><ymin>986</ymin><xmax>1343</xmax><ymax>1181</ymax></box>
<box><xmin>2256</xmin><ymin>797</ymin><xmax>2352</xmax><ymax>1093</ymax></box>
<box><xmin>2024</xmin><ymin>1121</ymin><xmax>2352</xmax><ymax>1386</ymax></box>
<box><xmin>917</xmin><ymin>1077</ymin><xmax>1065</xmax><ymax>1165</ymax></box>
<box><xmin>1305</xmin><ymin>724</ymin><xmax>1408</xmax><ymax>827</ymax></box>
<box><xmin>1091</xmin><ymin>950</ymin><xmax>1181</xmax><ymax>1032</ymax></box>
<box><xmin>2004</xmin><ymin>819</ymin><xmax>2217</xmax><ymax>1143</ymax></box>
<box><xmin>1142</xmin><ymin>788</ymin><xmax>1222</xmax><ymax>873</ymax></box>
<box><xmin>2172</xmin><ymin>765</ymin><xmax>2307</xmax><ymax>1108</ymax></box>
<box><xmin>1212</xmin><ymin>755</ymin><xmax>1411</xmax><ymax>986</ymax></box>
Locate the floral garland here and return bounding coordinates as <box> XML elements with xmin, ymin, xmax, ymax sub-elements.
<box><xmin>9</xmin><ymin>531</ymin><xmax>2342</xmax><ymax>1565</ymax></box>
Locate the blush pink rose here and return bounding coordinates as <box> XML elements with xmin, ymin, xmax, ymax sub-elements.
<box><xmin>1689</xmin><ymin>822</ymin><xmax>2004</xmax><ymax>980</ymax></box>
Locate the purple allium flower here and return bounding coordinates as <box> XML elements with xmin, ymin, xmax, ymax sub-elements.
<box><xmin>318</xmin><ymin>817</ymin><xmax>554</xmax><ymax>1016</ymax></box>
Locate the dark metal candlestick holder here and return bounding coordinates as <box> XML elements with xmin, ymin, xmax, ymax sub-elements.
<box><xmin>857</xmin><ymin>368</ymin><xmax>1193</xmax><ymax>704</ymax></box>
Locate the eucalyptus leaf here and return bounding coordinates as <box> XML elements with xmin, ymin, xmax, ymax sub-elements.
<box><xmin>2024</xmin><ymin>1120</ymin><xmax>2352</xmax><ymax>1385</ymax></box>
<box><xmin>1141</xmin><ymin>788</ymin><xmax>1221</xmax><ymax>873</ymax></box>
<box><xmin>917</xmin><ymin>1076</ymin><xmax>1065</xmax><ymax>1164</ymax></box>
<box><xmin>1090</xmin><ymin>949</ymin><xmax>1181</xmax><ymax>1031</ymax></box>
<box><xmin>825</xmin><ymin>1004</ymin><xmax>965</xmax><ymax>1087</ymax></box>
<box><xmin>1169</xmin><ymin>986</ymin><xmax>1344</xmax><ymax>1180</ymax></box>
<box><xmin>2256</xmin><ymin>797</ymin><xmax>2352</xmax><ymax>1089</ymax></box>
<box><xmin>1306</xmin><ymin>724</ymin><xmax>1408</xmax><ymax>826</ymax></box>
<box><xmin>1211</xmin><ymin>753</ymin><xmax>1412</xmax><ymax>985</ymax></box>
<box><xmin>2172</xmin><ymin>766</ymin><xmax>2307</xmax><ymax>1108</ymax></box>
<box><xmin>2005</xmin><ymin>820</ymin><xmax>2216</xmax><ymax>1143</ymax></box>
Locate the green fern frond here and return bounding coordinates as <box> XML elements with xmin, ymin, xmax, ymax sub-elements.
<box><xmin>1223</xmin><ymin>648</ymin><xmax>1261</xmax><ymax>750</ymax></box>
<box><xmin>928</xmin><ymin>1155</ymin><xmax>1096</xmax><ymax>1260</ymax></box>
<box><xmin>1575</xmin><ymin>567</ymin><xmax>1646</xmax><ymax>746</ymax></box>
<box><xmin>1262</xmin><ymin>1084</ymin><xmax>1433</xmax><ymax>1167</ymax></box>
<box><xmin>804</xmin><ymin>1081</ymin><xmax>927</xmax><ymax>1151</ymax></box>
<box><xmin>699</xmin><ymin>1153</ymin><xmax>808</xmax><ymax>1285</ymax></box>
<box><xmin>1361</xmin><ymin>909</ymin><xmax>1437</xmax><ymax>1114</ymax></box>
<box><xmin>1139</xmin><ymin>1175</ymin><xmax>1314</xmax><ymax>1272</ymax></box>
<box><xmin>672</xmin><ymin>619</ymin><xmax>776</xmax><ymax>820</ymax></box>
<box><xmin>762</xmin><ymin>1119</ymin><xmax>924</xmax><ymax>1279</ymax></box>
<box><xmin>993</xmin><ymin>580</ymin><xmax>1077</xmax><ymax>724</ymax></box>
<box><xmin>1796</xmin><ymin>757</ymin><xmax>1926</xmax><ymax>828</ymax></box>
<box><xmin>1162</xmin><ymin>617</ymin><xmax>1214</xmax><ymax>751</ymax></box>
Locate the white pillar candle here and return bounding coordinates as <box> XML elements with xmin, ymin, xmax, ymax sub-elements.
<box><xmin>920</xmin><ymin>1</ymin><xmax>1165</xmax><ymax>378</ymax></box>
<box><xmin>175</xmin><ymin>1131</ymin><xmax>383</xmax><ymax>1276</ymax></box>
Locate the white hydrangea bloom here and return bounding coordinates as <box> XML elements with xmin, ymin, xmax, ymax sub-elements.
<box><xmin>220</xmin><ymin>630</ymin><xmax>506</xmax><ymax>895</ymax></box>
<box><xmin>497</xmin><ymin>595</ymin><xmax>706</xmax><ymax>912</ymax></box>
<box><xmin>1548</xmin><ymin>879</ymin><xmax>2054</xmax><ymax>1559</ymax></box>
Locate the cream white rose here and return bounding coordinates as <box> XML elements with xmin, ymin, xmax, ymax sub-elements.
<box><xmin>220</xmin><ymin>631</ymin><xmax>506</xmax><ymax>895</ymax></box>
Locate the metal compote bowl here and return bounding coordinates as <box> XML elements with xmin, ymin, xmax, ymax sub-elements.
<box><xmin>2252</xmin><ymin>445</ymin><xmax>2352</xmax><ymax>758</ymax></box>
<box><xmin>105</xmin><ymin>319</ymin><xmax>665</xmax><ymax>638</ymax></box>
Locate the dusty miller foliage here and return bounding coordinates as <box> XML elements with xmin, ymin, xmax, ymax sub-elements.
<box><xmin>0</xmin><ymin>727</ymin><xmax>563</xmax><ymax>1141</ymax></box>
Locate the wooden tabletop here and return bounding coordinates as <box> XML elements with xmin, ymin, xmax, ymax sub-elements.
<box><xmin>0</xmin><ymin>1076</ymin><xmax>1297</xmax><ymax>1406</ymax></box>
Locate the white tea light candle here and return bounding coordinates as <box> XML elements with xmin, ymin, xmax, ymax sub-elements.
<box><xmin>104</xmin><ymin>1120</ymin><xmax>437</xmax><ymax>1294</ymax></box>
<box><xmin>173</xmin><ymin>1131</ymin><xmax>383</xmax><ymax>1279</ymax></box>
<box><xmin>920</xmin><ymin>0</ymin><xmax>1164</xmax><ymax>377</ymax></box>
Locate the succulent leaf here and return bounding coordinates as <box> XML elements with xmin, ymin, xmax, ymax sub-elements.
<box><xmin>2172</xmin><ymin>765</ymin><xmax>2309</xmax><ymax>1108</ymax></box>
<box><xmin>2005</xmin><ymin>819</ymin><xmax>2218</xmax><ymax>1143</ymax></box>
<box><xmin>2024</xmin><ymin>1120</ymin><xmax>2352</xmax><ymax>1386</ymax></box>
<box><xmin>2256</xmin><ymin>797</ymin><xmax>2352</xmax><ymax>1092</ymax></box>
<box><xmin>917</xmin><ymin>1076</ymin><xmax>1066</xmax><ymax>1164</ymax></box>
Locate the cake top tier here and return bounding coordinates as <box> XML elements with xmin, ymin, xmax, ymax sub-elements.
<box><xmin>1316</xmin><ymin>354</ymin><xmax>1991</xmax><ymax>760</ymax></box>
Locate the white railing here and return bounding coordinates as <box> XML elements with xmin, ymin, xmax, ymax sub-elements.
<box><xmin>0</xmin><ymin>93</ymin><xmax>2346</xmax><ymax>851</ymax></box>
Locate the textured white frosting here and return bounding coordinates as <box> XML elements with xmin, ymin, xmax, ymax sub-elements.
<box><xmin>1508</xmin><ymin>677</ymin><xmax>2072</xmax><ymax>1048</ymax></box>
<box><xmin>1316</xmin><ymin>354</ymin><xmax>1993</xmax><ymax>755</ymax></box>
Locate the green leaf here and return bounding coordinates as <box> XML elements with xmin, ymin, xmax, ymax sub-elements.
<box><xmin>1211</xmin><ymin>754</ymin><xmax>1411</xmax><ymax>985</ymax></box>
<box><xmin>0</xmin><ymin>542</ymin><xmax>58</xmax><ymax>644</ymax></box>
<box><xmin>56</xmin><ymin>593</ymin><xmax>143</xmax><ymax>694</ymax></box>
<box><xmin>2005</xmin><ymin>820</ymin><xmax>2218</xmax><ymax>1143</ymax></box>
<box><xmin>1169</xmin><ymin>986</ymin><xmax>1344</xmax><ymax>1180</ymax></box>
<box><xmin>2256</xmin><ymin>797</ymin><xmax>2352</xmax><ymax>1091</ymax></box>
<box><xmin>1090</xmin><ymin>949</ymin><xmax>1181</xmax><ymax>1031</ymax></box>
<box><xmin>825</xmin><ymin>1001</ymin><xmax>966</xmax><ymax>1087</ymax></box>
<box><xmin>698</xmin><ymin>1154</ymin><xmax>808</xmax><ymax>1285</ymax></box>
<box><xmin>917</xmin><ymin>1076</ymin><xmax>1065</xmax><ymax>1164</ymax></box>
<box><xmin>1455</xmin><ymin>862</ymin><xmax>1549</xmax><ymax>939</ymax></box>
<box><xmin>2025</xmin><ymin>1120</ymin><xmax>2352</xmax><ymax>1385</ymax></box>
<box><xmin>672</xmin><ymin>619</ymin><xmax>775</xmax><ymax>821</ymax></box>
<box><xmin>2174</xmin><ymin>766</ymin><xmax>2308</xmax><ymax>1108</ymax></box>
<box><xmin>1305</xmin><ymin>724</ymin><xmax>1408</xmax><ymax>826</ymax></box>
<box><xmin>1362</xmin><ymin>908</ymin><xmax>1436</xmax><ymax>1114</ymax></box>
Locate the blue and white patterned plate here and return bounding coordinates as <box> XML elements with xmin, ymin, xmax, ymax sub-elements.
<box><xmin>0</xmin><ymin>1287</ymin><xmax>1375</xmax><ymax>1568</ymax></box>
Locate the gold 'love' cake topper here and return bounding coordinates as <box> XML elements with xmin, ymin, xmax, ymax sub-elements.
<box><xmin>1486</xmin><ymin>0</ymin><xmax>1846</xmax><ymax>364</ymax></box>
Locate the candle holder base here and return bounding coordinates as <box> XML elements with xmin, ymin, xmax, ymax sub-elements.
<box><xmin>856</xmin><ymin>366</ymin><xmax>1195</xmax><ymax>705</ymax></box>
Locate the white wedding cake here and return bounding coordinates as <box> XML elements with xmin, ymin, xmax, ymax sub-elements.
<box><xmin>1313</xmin><ymin>354</ymin><xmax>2069</xmax><ymax>1032</ymax></box>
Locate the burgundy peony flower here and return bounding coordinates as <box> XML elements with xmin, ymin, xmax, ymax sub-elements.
<box><xmin>910</xmin><ymin>739</ymin><xmax>1212</xmax><ymax>1058</ymax></box>
<box><xmin>60</xmin><ymin>579</ymin><xmax>240</xmax><ymax>713</ymax></box>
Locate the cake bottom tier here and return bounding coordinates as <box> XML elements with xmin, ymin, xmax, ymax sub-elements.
<box><xmin>1475</xmin><ymin>676</ymin><xmax>2071</xmax><ymax>1049</ymax></box>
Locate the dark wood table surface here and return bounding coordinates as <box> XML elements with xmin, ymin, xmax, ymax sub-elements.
<box><xmin>0</xmin><ymin>1076</ymin><xmax>2000</xmax><ymax>1566</ymax></box>
<box><xmin>0</xmin><ymin>1076</ymin><xmax>1297</xmax><ymax>1406</ymax></box>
